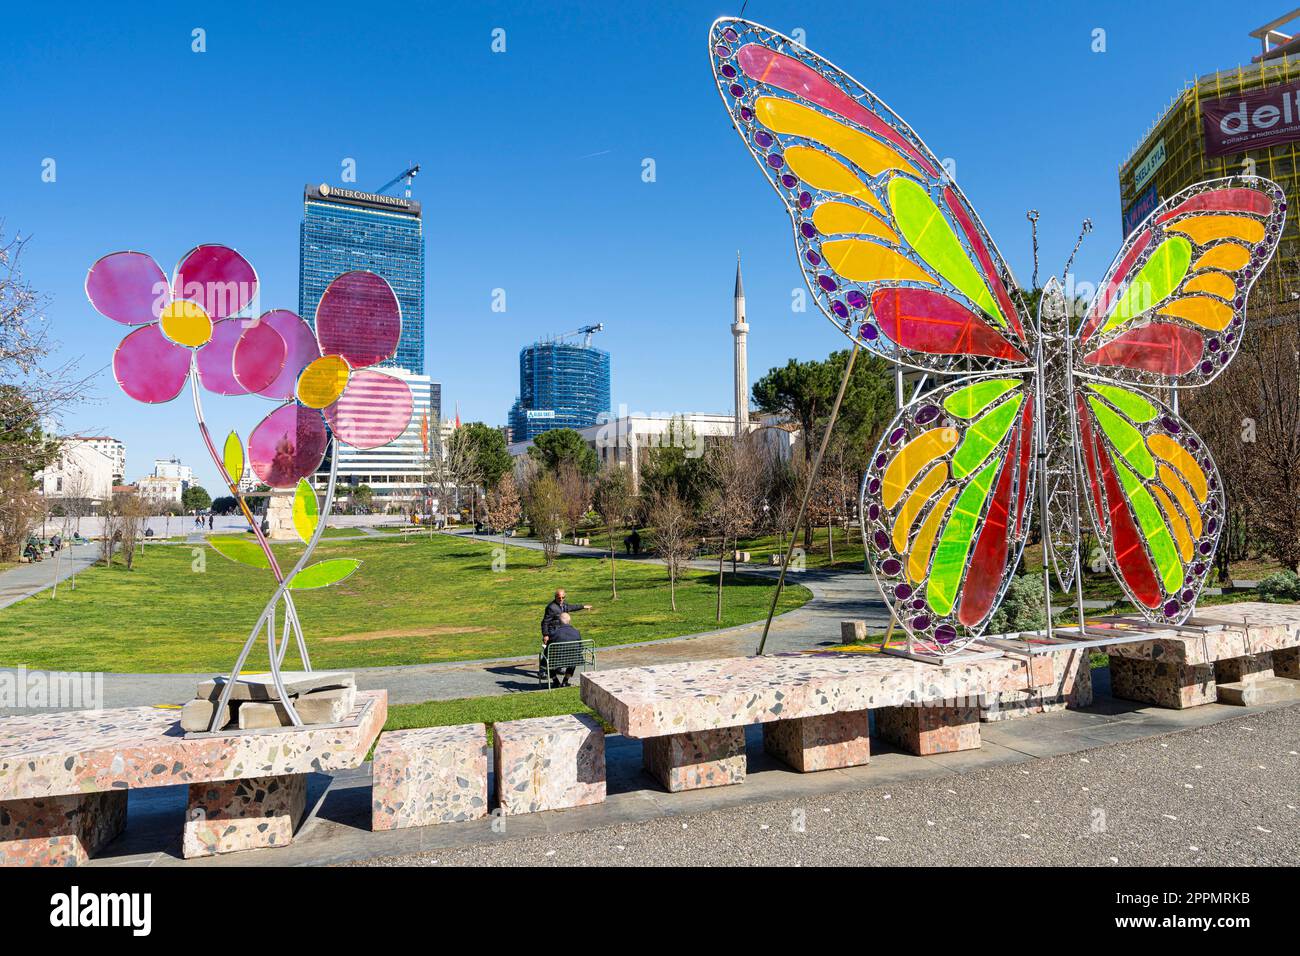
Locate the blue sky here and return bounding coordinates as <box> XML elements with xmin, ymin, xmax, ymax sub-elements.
<box><xmin>1</xmin><ymin>0</ymin><xmax>1283</xmax><ymax>489</ymax></box>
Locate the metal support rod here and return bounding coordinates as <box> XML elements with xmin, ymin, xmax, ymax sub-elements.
<box><xmin>1064</xmin><ymin>314</ymin><xmax>1090</xmax><ymax>634</ymax></box>
<box><xmin>1034</xmin><ymin>301</ymin><xmax>1054</xmax><ymax>640</ymax></box>
<box><xmin>757</xmin><ymin>342</ymin><xmax>860</xmax><ymax>655</ymax></box>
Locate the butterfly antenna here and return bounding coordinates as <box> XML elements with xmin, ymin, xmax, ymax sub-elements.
<box><xmin>1062</xmin><ymin>218</ymin><xmax>1094</xmax><ymax>284</ymax></box>
<box><xmin>1026</xmin><ymin>210</ymin><xmax>1040</xmax><ymax>289</ymax></box>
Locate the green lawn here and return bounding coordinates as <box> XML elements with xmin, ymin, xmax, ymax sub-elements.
<box><xmin>384</xmin><ymin>686</ymin><xmax>605</xmax><ymax>742</ymax></box>
<box><xmin>0</xmin><ymin>533</ymin><xmax>809</xmax><ymax>672</ymax></box>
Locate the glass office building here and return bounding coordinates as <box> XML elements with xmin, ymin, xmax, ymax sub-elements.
<box><xmin>300</xmin><ymin>183</ymin><xmax>425</xmax><ymax>375</ymax></box>
<box><xmin>508</xmin><ymin>340</ymin><xmax>611</xmax><ymax>441</ymax></box>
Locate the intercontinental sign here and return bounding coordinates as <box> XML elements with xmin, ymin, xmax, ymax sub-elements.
<box><xmin>308</xmin><ymin>183</ymin><xmax>419</xmax><ymax>214</ymax></box>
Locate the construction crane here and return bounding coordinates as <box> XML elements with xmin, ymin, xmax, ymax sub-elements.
<box><xmin>375</xmin><ymin>164</ymin><xmax>421</xmax><ymax>198</ymax></box>
<box><xmin>548</xmin><ymin>323</ymin><xmax>605</xmax><ymax>347</ymax></box>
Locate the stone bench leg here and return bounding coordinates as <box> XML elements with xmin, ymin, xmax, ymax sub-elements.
<box><xmin>763</xmin><ymin>710</ymin><xmax>870</xmax><ymax>772</ymax></box>
<box><xmin>183</xmin><ymin>773</ymin><xmax>306</xmax><ymax>858</ymax></box>
<box><xmin>494</xmin><ymin>714</ymin><xmax>605</xmax><ymax>814</ymax></box>
<box><xmin>1215</xmin><ymin>651</ymin><xmax>1274</xmax><ymax>684</ymax></box>
<box><xmin>1275</xmin><ymin>647</ymin><xmax>1299</xmax><ymax>681</ymax></box>
<box><xmin>0</xmin><ymin>790</ymin><xmax>126</xmax><ymax>866</ymax></box>
<box><xmin>1109</xmin><ymin>658</ymin><xmax>1216</xmax><ymax>709</ymax></box>
<box><xmin>372</xmin><ymin>724</ymin><xmax>488</xmax><ymax>830</ymax></box>
<box><xmin>876</xmin><ymin>701</ymin><xmax>980</xmax><ymax>755</ymax></box>
<box><xmin>643</xmin><ymin>727</ymin><xmax>745</xmax><ymax>792</ymax></box>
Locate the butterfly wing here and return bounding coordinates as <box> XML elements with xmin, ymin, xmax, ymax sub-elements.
<box><xmin>710</xmin><ymin>18</ymin><xmax>1032</xmax><ymax>375</ymax></box>
<box><xmin>1073</xmin><ymin>380</ymin><xmax>1223</xmax><ymax>623</ymax></box>
<box><xmin>1075</xmin><ymin>176</ymin><xmax>1285</xmax><ymax>388</ymax></box>
<box><xmin>862</xmin><ymin>373</ymin><xmax>1037</xmax><ymax>653</ymax></box>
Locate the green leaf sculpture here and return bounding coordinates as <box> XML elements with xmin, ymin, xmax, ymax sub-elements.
<box><xmin>292</xmin><ymin>478</ymin><xmax>319</xmax><ymax>543</ymax></box>
<box><xmin>223</xmin><ymin>431</ymin><xmax>245</xmax><ymax>486</ymax></box>
<box><xmin>209</xmin><ymin>535</ymin><xmax>272</xmax><ymax>570</ymax></box>
<box><xmin>289</xmin><ymin>558</ymin><xmax>361</xmax><ymax>590</ymax></box>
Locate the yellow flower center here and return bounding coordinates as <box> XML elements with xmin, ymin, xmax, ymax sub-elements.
<box><xmin>297</xmin><ymin>355</ymin><xmax>351</xmax><ymax>408</ymax></box>
<box><xmin>159</xmin><ymin>300</ymin><xmax>212</xmax><ymax>348</ymax></box>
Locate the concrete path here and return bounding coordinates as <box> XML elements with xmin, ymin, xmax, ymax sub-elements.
<box><xmin>1</xmin><ymin>529</ymin><xmax>886</xmax><ymax>711</ymax></box>
<box><xmin>87</xmin><ymin>676</ymin><xmax>1300</xmax><ymax>868</ymax></box>
<box><xmin>0</xmin><ymin>543</ymin><xmax>101</xmax><ymax>609</ymax></box>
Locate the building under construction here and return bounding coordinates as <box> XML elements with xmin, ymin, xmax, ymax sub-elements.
<box><xmin>508</xmin><ymin>325</ymin><xmax>611</xmax><ymax>442</ymax></box>
<box><xmin>1119</xmin><ymin>10</ymin><xmax>1300</xmax><ymax>299</ymax></box>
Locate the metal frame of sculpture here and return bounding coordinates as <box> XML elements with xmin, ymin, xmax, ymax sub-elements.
<box><xmin>87</xmin><ymin>246</ymin><xmax>413</xmax><ymax>726</ymax></box>
<box><xmin>710</xmin><ymin>17</ymin><xmax>1285</xmax><ymax>658</ymax></box>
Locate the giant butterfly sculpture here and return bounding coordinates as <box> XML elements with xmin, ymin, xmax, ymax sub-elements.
<box><xmin>710</xmin><ymin>17</ymin><xmax>1284</xmax><ymax>656</ymax></box>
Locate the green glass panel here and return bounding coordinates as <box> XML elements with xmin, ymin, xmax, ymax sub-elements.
<box><xmin>223</xmin><ymin>431</ymin><xmax>244</xmax><ymax>485</ymax></box>
<box><xmin>943</xmin><ymin>378</ymin><xmax>1020</xmax><ymax>420</ymax></box>
<box><xmin>1088</xmin><ymin>397</ymin><xmax>1155</xmax><ymax>479</ymax></box>
<box><xmin>1087</xmin><ymin>383</ymin><xmax>1157</xmax><ymax>423</ymax></box>
<box><xmin>927</xmin><ymin>456</ymin><xmax>1001</xmax><ymax>616</ymax></box>
<box><xmin>1099</xmin><ymin>237</ymin><xmax>1192</xmax><ymax>334</ymax></box>
<box><xmin>887</xmin><ymin>177</ymin><xmax>1002</xmax><ymax>325</ymax></box>
<box><xmin>289</xmin><ymin>558</ymin><xmax>360</xmax><ymax>590</ymax></box>
<box><xmin>292</xmin><ymin>479</ymin><xmax>319</xmax><ymax>544</ymax></box>
<box><xmin>951</xmin><ymin>394</ymin><xmax>1023</xmax><ymax>479</ymax></box>
<box><xmin>209</xmin><ymin>536</ymin><xmax>270</xmax><ymax>570</ymax></box>
<box><xmin>1115</xmin><ymin>460</ymin><xmax>1184</xmax><ymax>594</ymax></box>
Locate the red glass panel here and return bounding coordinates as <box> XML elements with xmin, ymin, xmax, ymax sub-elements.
<box><xmin>1080</xmin><ymin>229</ymin><xmax>1153</xmax><ymax>345</ymax></box>
<box><xmin>1014</xmin><ymin>400</ymin><xmax>1033</xmax><ymax>535</ymax></box>
<box><xmin>958</xmin><ymin>431</ymin><xmax>1016</xmax><ymax>626</ymax></box>
<box><xmin>195</xmin><ymin>319</ymin><xmax>247</xmax><ymax>396</ymax></box>
<box><xmin>734</xmin><ymin>44</ymin><xmax>938</xmax><ymax>176</ymax></box>
<box><xmin>256</xmin><ymin>310</ymin><xmax>319</xmax><ymax>400</ymax></box>
<box><xmin>871</xmin><ymin>289</ymin><xmax>1027</xmax><ymax>362</ymax></box>
<box><xmin>1090</xmin><ymin>401</ymin><xmax>1162</xmax><ymax>608</ymax></box>
<box><xmin>86</xmin><ymin>252</ymin><xmax>167</xmax><ymax>325</ymax></box>
<box><xmin>1155</xmin><ymin>188</ymin><xmax>1272</xmax><ymax>225</ymax></box>
<box><xmin>943</xmin><ymin>186</ymin><xmax>1025</xmax><ymax>343</ymax></box>
<box><xmin>324</xmin><ymin>370</ymin><xmax>413</xmax><ymax>450</ymax></box>
<box><xmin>173</xmin><ymin>244</ymin><xmax>257</xmax><ymax>320</ymax></box>
<box><xmin>1082</xmin><ymin>322</ymin><xmax>1204</xmax><ymax>376</ymax></box>
<box><xmin>315</xmin><ymin>271</ymin><xmax>401</xmax><ymax>369</ymax></box>
<box><xmin>113</xmin><ymin>324</ymin><xmax>190</xmax><ymax>403</ymax></box>
<box><xmin>1075</xmin><ymin>393</ymin><xmax>1106</xmax><ymax>525</ymax></box>
<box><xmin>248</xmin><ymin>403</ymin><xmax>328</xmax><ymax>488</ymax></box>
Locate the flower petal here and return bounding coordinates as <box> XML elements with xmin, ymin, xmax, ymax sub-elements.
<box><xmin>257</xmin><ymin>310</ymin><xmax>320</xmax><ymax>400</ymax></box>
<box><xmin>324</xmin><ymin>370</ymin><xmax>413</xmax><ymax>449</ymax></box>
<box><xmin>248</xmin><ymin>403</ymin><xmax>328</xmax><ymax>488</ymax></box>
<box><xmin>173</xmin><ymin>244</ymin><xmax>257</xmax><ymax>320</ymax></box>
<box><xmin>113</xmin><ymin>324</ymin><xmax>190</xmax><ymax>403</ymax></box>
<box><xmin>86</xmin><ymin>252</ymin><xmax>168</xmax><ymax>325</ymax></box>
<box><xmin>233</xmin><ymin>320</ymin><xmax>287</xmax><ymax>393</ymax></box>
<box><xmin>195</xmin><ymin>319</ymin><xmax>248</xmax><ymax>395</ymax></box>
<box><xmin>315</xmin><ymin>271</ymin><xmax>400</xmax><ymax>369</ymax></box>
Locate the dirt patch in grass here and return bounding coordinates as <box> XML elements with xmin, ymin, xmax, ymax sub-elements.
<box><xmin>321</xmin><ymin>626</ymin><xmax>491</xmax><ymax>643</ymax></box>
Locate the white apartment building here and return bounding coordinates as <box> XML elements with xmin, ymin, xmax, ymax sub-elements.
<box><xmin>153</xmin><ymin>457</ymin><xmax>193</xmax><ymax>486</ymax></box>
<box><xmin>74</xmin><ymin>436</ymin><xmax>125</xmax><ymax>484</ymax></box>
<box><xmin>137</xmin><ymin>475</ymin><xmax>185</xmax><ymax>508</ymax></box>
<box><xmin>35</xmin><ymin>439</ymin><xmax>115</xmax><ymax>507</ymax></box>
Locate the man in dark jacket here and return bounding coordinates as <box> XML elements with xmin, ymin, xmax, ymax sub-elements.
<box><xmin>545</xmin><ymin>612</ymin><xmax>583</xmax><ymax>686</ymax></box>
<box><xmin>540</xmin><ymin>589</ymin><xmax>591</xmax><ymax>641</ymax></box>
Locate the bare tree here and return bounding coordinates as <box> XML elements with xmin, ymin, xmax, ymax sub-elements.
<box><xmin>701</xmin><ymin>437</ymin><xmax>762</xmax><ymax>622</ymax></box>
<box><xmin>556</xmin><ymin>461</ymin><xmax>591</xmax><ymax>542</ymax></box>
<box><xmin>523</xmin><ymin>470</ymin><xmax>564</xmax><ymax>567</ymax></box>
<box><xmin>0</xmin><ymin>464</ymin><xmax>43</xmax><ymax>561</ymax></box>
<box><xmin>485</xmin><ymin>472</ymin><xmax>522</xmax><ymax>551</ymax></box>
<box><xmin>593</xmin><ymin>461</ymin><xmax>633</xmax><ymax>599</ymax></box>
<box><xmin>649</xmin><ymin>488</ymin><xmax>694</xmax><ymax>611</ymax></box>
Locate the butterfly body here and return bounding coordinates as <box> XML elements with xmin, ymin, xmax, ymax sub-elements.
<box><xmin>710</xmin><ymin>17</ymin><xmax>1285</xmax><ymax>655</ymax></box>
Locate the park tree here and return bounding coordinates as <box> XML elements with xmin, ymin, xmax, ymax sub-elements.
<box><xmin>523</xmin><ymin>470</ymin><xmax>564</xmax><ymax>567</ymax></box>
<box><xmin>182</xmin><ymin>485</ymin><xmax>211</xmax><ymax>513</ymax></box>
<box><xmin>555</xmin><ymin>460</ymin><xmax>591</xmax><ymax>539</ymax></box>
<box><xmin>352</xmin><ymin>484</ymin><xmax>374</xmax><ymax>513</ymax></box>
<box><xmin>210</xmin><ymin>495</ymin><xmax>239</xmax><ymax>515</ymax></box>
<box><xmin>701</xmin><ymin>437</ymin><xmax>762</xmax><ymax>622</ymax></box>
<box><xmin>593</xmin><ymin>461</ymin><xmax>633</xmax><ymax>599</ymax></box>
<box><xmin>0</xmin><ymin>463</ymin><xmax>43</xmax><ymax>561</ymax></box>
<box><xmin>459</xmin><ymin>421</ymin><xmax>512</xmax><ymax>489</ymax></box>
<box><xmin>485</xmin><ymin>472</ymin><xmax>522</xmax><ymax>550</ymax></box>
<box><xmin>638</xmin><ymin>417</ymin><xmax>708</xmax><ymax>514</ymax></box>
<box><xmin>529</xmin><ymin>428</ymin><xmax>598</xmax><ymax>476</ymax></box>
<box><xmin>649</xmin><ymin>487</ymin><xmax>694</xmax><ymax>611</ymax></box>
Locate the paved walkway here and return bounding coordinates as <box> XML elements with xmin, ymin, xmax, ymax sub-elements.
<box><xmin>2</xmin><ymin>529</ymin><xmax>886</xmax><ymax>711</ymax></box>
<box><xmin>0</xmin><ymin>543</ymin><xmax>101</xmax><ymax>609</ymax></box>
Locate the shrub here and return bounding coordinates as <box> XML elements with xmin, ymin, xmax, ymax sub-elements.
<box><xmin>1257</xmin><ymin>570</ymin><xmax>1300</xmax><ymax>603</ymax></box>
<box><xmin>985</xmin><ymin>573</ymin><xmax>1046</xmax><ymax>635</ymax></box>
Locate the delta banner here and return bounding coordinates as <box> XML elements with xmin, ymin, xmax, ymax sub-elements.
<box><xmin>1202</xmin><ymin>79</ymin><xmax>1300</xmax><ymax>157</ymax></box>
<box><xmin>1122</xmin><ymin>183</ymin><xmax>1160</xmax><ymax>237</ymax></box>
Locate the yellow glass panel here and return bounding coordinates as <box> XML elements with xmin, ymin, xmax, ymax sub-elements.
<box><xmin>1183</xmin><ymin>271</ymin><xmax>1236</xmax><ymax>299</ymax></box>
<box><xmin>756</xmin><ymin>97</ymin><xmax>920</xmax><ymax>178</ymax></box>
<box><xmin>1192</xmin><ymin>244</ymin><xmax>1249</xmax><ymax>272</ymax></box>
<box><xmin>159</xmin><ymin>300</ymin><xmax>212</xmax><ymax>348</ymax></box>
<box><xmin>1159</xmin><ymin>464</ymin><xmax>1203</xmax><ymax>538</ymax></box>
<box><xmin>823</xmin><ymin>239</ymin><xmax>936</xmax><ymax>285</ymax></box>
<box><xmin>1167</xmin><ymin>215</ymin><xmax>1265</xmax><ymax>245</ymax></box>
<box><xmin>1151</xmin><ymin>483</ymin><xmax>1192</xmax><ymax>562</ymax></box>
<box><xmin>785</xmin><ymin>147</ymin><xmax>886</xmax><ymax>214</ymax></box>
<box><xmin>813</xmin><ymin>201</ymin><xmax>897</xmax><ymax>242</ymax></box>
<box><xmin>892</xmin><ymin>462</ymin><xmax>948</xmax><ymax>552</ymax></box>
<box><xmin>882</xmin><ymin>427</ymin><xmax>959</xmax><ymax>509</ymax></box>
<box><xmin>297</xmin><ymin>354</ymin><xmax>351</xmax><ymax>409</ymax></box>
<box><xmin>907</xmin><ymin>486</ymin><xmax>957</xmax><ymax>584</ymax></box>
<box><xmin>1157</xmin><ymin>295</ymin><xmax>1232</xmax><ymax>331</ymax></box>
<box><xmin>1148</xmin><ymin>434</ymin><xmax>1208</xmax><ymax>502</ymax></box>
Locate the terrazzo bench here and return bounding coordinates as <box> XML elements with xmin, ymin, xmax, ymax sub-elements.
<box><xmin>1092</xmin><ymin>602</ymin><xmax>1300</xmax><ymax>709</ymax></box>
<box><xmin>581</xmin><ymin>652</ymin><xmax>1052</xmax><ymax>792</ymax></box>
<box><xmin>372</xmin><ymin>723</ymin><xmax>489</xmax><ymax>829</ymax></box>
<box><xmin>0</xmin><ymin>690</ymin><xmax>387</xmax><ymax>866</ymax></box>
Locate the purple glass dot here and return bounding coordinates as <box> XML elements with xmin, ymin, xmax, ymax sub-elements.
<box><xmin>723</xmin><ymin>27</ymin><xmax>738</xmax><ymax>41</ymax></box>
<box><xmin>895</xmin><ymin>584</ymin><xmax>913</xmax><ymax>600</ymax></box>
<box><xmin>881</xmin><ymin>558</ymin><xmax>901</xmax><ymax>576</ymax></box>
<box><xmin>1160</xmin><ymin>417</ymin><xmax>1180</xmax><ymax>433</ymax></box>
<box><xmin>714</xmin><ymin>44</ymin><xmax>731</xmax><ymax>58</ymax></box>
<box><xmin>1164</xmin><ymin>600</ymin><xmax>1180</xmax><ymax>616</ymax></box>
<box><xmin>911</xmin><ymin>615</ymin><xmax>931</xmax><ymax>631</ymax></box>
<box><xmin>831</xmin><ymin>300</ymin><xmax>848</xmax><ymax>318</ymax></box>
<box><xmin>781</xmin><ymin>174</ymin><xmax>797</xmax><ymax>188</ymax></box>
<box><xmin>911</xmin><ymin>599</ymin><xmax>926</xmax><ymax>611</ymax></box>
<box><xmin>934</xmin><ymin>624</ymin><xmax>957</xmax><ymax>644</ymax></box>
<box><xmin>1235</xmin><ymin>296</ymin><xmax>1245</xmax><ymax>308</ymax></box>
<box><xmin>1193</xmin><ymin>563</ymin><xmax>1205</xmax><ymax>575</ymax></box>
<box><xmin>1208</xmin><ymin>339</ymin><xmax>1220</xmax><ymax>352</ymax></box>
<box><xmin>1207</xmin><ymin>516</ymin><xmax>1218</xmax><ymax>534</ymax></box>
<box><xmin>800</xmin><ymin>222</ymin><xmax>817</xmax><ymax>239</ymax></box>
<box><xmin>766</xmin><ymin>152</ymin><xmax>784</xmax><ymax>169</ymax></box>
<box><xmin>868</xmin><ymin>477</ymin><xmax>881</xmax><ymax>495</ymax></box>
<box><xmin>861</xmin><ymin>323</ymin><xmax>879</xmax><ymax>341</ymax></box>
<box><xmin>915</xmin><ymin>405</ymin><xmax>940</xmax><ymax>424</ymax></box>
<box><xmin>799</xmin><ymin>192</ymin><xmax>813</xmax><ymax>210</ymax></box>
<box><xmin>873</xmin><ymin>530</ymin><xmax>889</xmax><ymax>550</ymax></box>
<box><xmin>846</xmin><ymin>290</ymin><xmax>867</xmax><ymax>309</ymax></box>
<box><xmin>875</xmin><ymin>453</ymin><xmax>887</xmax><ymax>468</ymax></box>
<box><xmin>868</xmin><ymin>503</ymin><xmax>880</xmax><ymax>521</ymax></box>
<box><xmin>1199</xmin><ymin>541</ymin><xmax>1212</xmax><ymax>555</ymax></box>
<box><xmin>1200</xmin><ymin>361</ymin><xmax>1214</xmax><ymax>374</ymax></box>
<box><xmin>818</xmin><ymin>274</ymin><xmax>838</xmax><ymax>292</ymax></box>
<box><xmin>721</xmin><ymin>64</ymin><xmax>737</xmax><ymax>78</ymax></box>
<box><xmin>806</xmin><ymin>251</ymin><xmax>822</xmax><ymax>266</ymax></box>
<box><xmin>1181</xmin><ymin>589</ymin><xmax>1194</xmax><ymax>602</ymax></box>
<box><xmin>889</xmin><ymin>427</ymin><xmax>906</xmax><ymax>445</ymax></box>
<box><xmin>754</xmin><ymin>131</ymin><xmax>772</xmax><ymax>148</ymax></box>
<box><xmin>740</xmin><ymin>107</ymin><xmax>753</xmax><ymax>121</ymax></box>
<box><xmin>729</xmin><ymin>84</ymin><xmax>744</xmax><ymax>98</ymax></box>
